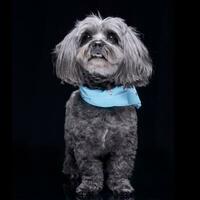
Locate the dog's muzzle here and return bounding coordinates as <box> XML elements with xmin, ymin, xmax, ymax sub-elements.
<box><xmin>90</xmin><ymin>40</ymin><xmax>106</xmax><ymax>58</ymax></box>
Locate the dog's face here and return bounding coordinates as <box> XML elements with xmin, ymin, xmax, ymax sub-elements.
<box><xmin>54</xmin><ymin>15</ymin><xmax>152</xmax><ymax>87</ymax></box>
<box><xmin>76</xmin><ymin>17</ymin><xmax>124</xmax><ymax>76</ymax></box>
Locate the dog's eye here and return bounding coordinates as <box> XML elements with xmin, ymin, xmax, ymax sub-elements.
<box><xmin>107</xmin><ymin>31</ymin><xmax>119</xmax><ymax>45</ymax></box>
<box><xmin>80</xmin><ymin>32</ymin><xmax>92</xmax><ymax>46</ymax></box>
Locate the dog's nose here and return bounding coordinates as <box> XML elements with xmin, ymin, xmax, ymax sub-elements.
<box><xmin>92</xmin><ymin>40</ymin><xmax>104</xmax><ymax>48</ymax></box>
<box><xmin>91</xmin><ymin>40</ymin><xmax>104</xmax><ymax>55</ymax></box>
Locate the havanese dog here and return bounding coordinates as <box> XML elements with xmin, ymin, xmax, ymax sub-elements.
<box><xmin>53</xmin><ymin>14</ymin><xmax>152</xmax><ymax>197</ymax></box>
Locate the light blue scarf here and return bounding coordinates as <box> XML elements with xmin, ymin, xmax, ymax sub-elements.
<box><xmin>79</xmin><ymin>86</ymin><xmax>141</xmax><ymax>109</ymax></box>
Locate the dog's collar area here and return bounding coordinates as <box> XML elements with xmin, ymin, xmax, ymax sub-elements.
<box><xmin>79</xmin><ymin>86</ymin><xmax>141</xmax><ymax>108</ymax></box>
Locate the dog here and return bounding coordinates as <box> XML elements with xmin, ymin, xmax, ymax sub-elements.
<box><xmin>54</xmin><ymin>14</ymin><xmax>152</xmax><ymax>196</ymax></box>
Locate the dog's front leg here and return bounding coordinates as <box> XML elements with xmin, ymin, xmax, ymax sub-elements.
<box><xmin>74</xmin><ymin>145</ymin><xmax>104</xmax><ymax>195</ymax></box>
<box><xmin>106</xmin><ymin>138</ymin><xmax>137</xmax><ymax>195</ymax></box>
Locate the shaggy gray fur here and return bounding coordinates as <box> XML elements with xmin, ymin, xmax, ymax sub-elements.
<box><xmin>54</xmin><ymin>14</ymin><xmax>152</xmax><ymax>87</ymax></box>
<box><xmin>63</xmin><ymin>91</ymin><xmax>137</xmax><ymax>194</ymax></box>
<box><xmin>53</xmin><ymin>14</ymin><xmax>152</xmax><ymax>196</ymax></box>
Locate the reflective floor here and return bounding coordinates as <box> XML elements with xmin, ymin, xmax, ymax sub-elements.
<box><xmin>13</xmin><ymin>145</ymin><xmax>174</xmax><ymax>200</ymax></box>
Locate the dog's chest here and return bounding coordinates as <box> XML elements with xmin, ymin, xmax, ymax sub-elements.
<box><xmin>74</xmin><ymin>103</ymin><xmax>136</xmax><ymax>149</ymax></box>
<box><xmin>67</xmin><ymin>92</ymin><xmax>137</xmax><ymax>153</ymax></box>
<box><xmin>90</xmin><ymin>125</ymin><xmax>122</xmax><ymax>152</ymax></box>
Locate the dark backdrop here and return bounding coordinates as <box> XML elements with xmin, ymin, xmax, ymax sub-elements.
<box><xmin>12</xmin><ymin>0</ymin><xmax>174</xmax><ymax>199</ymax></box>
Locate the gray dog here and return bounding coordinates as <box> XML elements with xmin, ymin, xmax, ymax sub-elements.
<box><xmin>54</xmin><ymin>14</ymin><xmax>152</xmax><ymax>196</ymax></box>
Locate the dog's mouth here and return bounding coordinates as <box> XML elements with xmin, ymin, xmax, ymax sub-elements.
<box><xmin>88</xmin><ymin>53</ymin><xmax>107</xmax><ymax>61</ymax></box>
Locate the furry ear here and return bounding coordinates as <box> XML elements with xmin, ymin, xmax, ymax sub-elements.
<box><xmin>116</xmin><ymin>26</ymin><xmax>152</xmax><ymax>87</ymax></box>
<box><xmin>53</xmin><ymin>28</ymin><xmax>82</xmax><ymax>86</ymax></box>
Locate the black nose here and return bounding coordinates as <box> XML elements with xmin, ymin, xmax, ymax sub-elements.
<box><xmin>91</xmin><ymin>40</ymin><xmax>104</xmax><ymax>55</ymax></box>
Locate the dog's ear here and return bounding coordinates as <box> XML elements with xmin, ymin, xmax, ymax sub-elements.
<box><xmin>53</xmin><ymin>28</ymin><xmax>82</xmax><ymax>86</ymax></box>
<box><xmin>116</xmin><ymin>26</ymin><xmax>152</xmax><ymax>87</ymax></box>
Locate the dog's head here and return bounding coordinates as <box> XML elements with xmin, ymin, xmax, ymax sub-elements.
<box><xmin>54</xmin><ymin>14</ymin><xmax>152</xmax><ymax>87</ymax></box>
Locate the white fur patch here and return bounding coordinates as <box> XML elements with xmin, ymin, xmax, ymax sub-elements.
<box><xmin>102</xmin><ymin>129</ymin><xmax>108</xmax><ymax>148</ymax></box>
<box><xmin>86</xmin><ymin>61</ymin><xmax>119</xmax><ymax>76</ymax></box>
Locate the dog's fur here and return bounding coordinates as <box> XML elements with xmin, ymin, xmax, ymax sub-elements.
<box><xmin>54</xmin><ymin>14</ymin><xmax>152</xmax><ymax>196</ymax></box>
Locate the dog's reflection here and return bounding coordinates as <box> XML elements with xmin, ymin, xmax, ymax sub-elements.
<box><xmin>63</xmin><ymin>184</ymin><xmax>135</xmax><ymax>200</ymax></box>
<box><xmin>75</xmin><ymin>193</ymin><xmax>134</xmax><ymax>200</ymax></box>
<box><xmin>107</xmin><ymin>195</ymin><xmax>134</xmax><ymax>200</ymax></box>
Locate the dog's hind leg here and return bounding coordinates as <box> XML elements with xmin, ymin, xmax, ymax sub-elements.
<box><xmin>63</xmin><ymin>147</ymin><xmax>80</xmax><ymax>188</ymax></box>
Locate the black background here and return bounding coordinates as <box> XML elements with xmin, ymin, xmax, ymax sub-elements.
<box><xmin>12</xmin><ymin>0</ymin><xmax>175</xmax><ymax>199</ymax></box>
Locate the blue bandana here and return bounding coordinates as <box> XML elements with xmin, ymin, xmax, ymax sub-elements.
<box><xmin>79</xmin><ymin>86</ymin><xmax>141</xmax><ymax>109</ymax></box>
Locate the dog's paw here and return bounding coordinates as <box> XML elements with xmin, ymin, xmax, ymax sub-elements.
<box><xmin>108</xmin><ymin>178</ymin><xmax>134</xmax><ymax>196</ymax></box>
<box><xmin>76</xmin><ymin>181</ymin><xmax>103</xmax><ymax>196</ymax></box>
